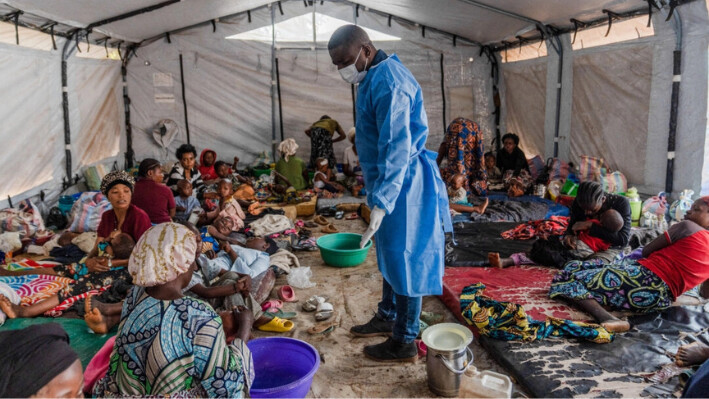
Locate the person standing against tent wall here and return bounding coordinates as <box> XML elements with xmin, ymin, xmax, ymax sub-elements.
<box><xmin>328</xmin><ymin>25</ymin><xmax>452</xmax><ymax>363</ymax></box>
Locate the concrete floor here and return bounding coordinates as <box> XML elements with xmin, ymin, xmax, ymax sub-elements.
<box><xmin>252</xmin><ymin>214</ymin><xmax>518</xmax><ymax>398</ymax></box>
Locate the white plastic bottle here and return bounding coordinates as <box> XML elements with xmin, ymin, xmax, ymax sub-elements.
<box><xmin>458</xmin><ymin>366</ymin><xmax>513</xmax><ymax>398</ymax></box>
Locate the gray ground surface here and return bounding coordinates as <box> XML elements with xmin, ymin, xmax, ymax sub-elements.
<box><xmin>252</xmin><ymin>216</ymin><xmax>519</xmax><ymax>398</ymax></box>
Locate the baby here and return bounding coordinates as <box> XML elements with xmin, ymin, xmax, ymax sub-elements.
<box><xmin>576</xmin><ymin>209</ymin><xmax>624</xmax><ymax>254</ymax></box>
<box><xmin>448</xmin><ymin>174</ymin><xmax>468</xmax><ymax>204</ymax></box>
<box><xmin>313</xmin><ymin>158</ymin><xmax>344</xmax><ymax>198</ymax></box>
<box><xmin>174</xmin><ymin>179</ymin><xmax>202</xmax><ymax>222</ymax></box>
<box><xmin>0</xmin><ymin>233</ymin><xmax>135</xmax><ymax>319</ymax></box>
<box><xmin>485</xmin><ymin>152</ymin><xmax>504</xmax><ymax>191</ymax></box>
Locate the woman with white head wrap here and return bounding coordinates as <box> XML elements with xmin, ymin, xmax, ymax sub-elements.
<box><xmin>275</xmin><ymin>138</ymin><xmax>308</xmax><ymax>190</ymax></box>
<box><xmin>94</xmin><ymin>223</ymin><xmax>254</xmax><ymax>398</ymax></box>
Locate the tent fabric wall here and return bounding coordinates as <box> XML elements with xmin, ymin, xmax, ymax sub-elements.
<box><xmin>501</xmin><ymin>60</ymin><xmax>547</xmax><ymax>158</ymax></box>
<box><xmin>569</xmin><ymin>44</ymin><xmax>653</xmax><ymax>185</ymax></box>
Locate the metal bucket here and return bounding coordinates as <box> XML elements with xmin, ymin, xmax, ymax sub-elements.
<box><xmin>422</xmin><ymin>323</ymin><xmax>474</xmax><ymax>397</ymax></box>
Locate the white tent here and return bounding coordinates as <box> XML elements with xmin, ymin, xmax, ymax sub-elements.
<box><xmin>0</xmin><ymin>0</ymin><xmax>707</xmax><ymax>211</ymax></box>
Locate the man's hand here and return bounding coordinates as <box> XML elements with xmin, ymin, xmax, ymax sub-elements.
<box><xmin>360</xmin><ymin>206</ymin><xmax>385</xmax><ymax>248</ymax></box>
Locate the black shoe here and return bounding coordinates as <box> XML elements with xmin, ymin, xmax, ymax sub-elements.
<box><xmin>350</xmin><ymin>315</ymin><xmax>394</xmax><ymax>337</ymax></box>
<box><xmin>363</xmin><ymin>337</ymin><xmax>417</xmax><ymax>363</ymax></box>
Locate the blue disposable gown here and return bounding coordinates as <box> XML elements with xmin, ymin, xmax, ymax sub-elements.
<box><xmin>355</xmin><ymin>54</ymin><xmax>452</xmax><ymax>297</ymax></box>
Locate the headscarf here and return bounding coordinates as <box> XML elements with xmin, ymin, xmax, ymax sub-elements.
<box><xmin>347</xmin><ymin>127</ymin><xmax>356</xmax><ymax>142</ymax></box>
<box><xmin>128</xmin><ymin>223</ymin><xmax>198</xmax><ymax>287</ymax></box>
<box><xmin>100</xmin><ymin>170</ymin><xmax>136</xmax><ymax>195</ymax></box>
<box><xmin>0</xmin><ymin>323</ymin><xmax>79</xmax><ymax>397</ymax></box>
<box><xmin>278</xmin><ymin>138</ymin><xmax>299</xmax><ymax>162</ymax></box>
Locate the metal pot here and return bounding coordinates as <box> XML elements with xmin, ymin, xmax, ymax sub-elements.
<box><xmin>426</xmin><ymin>344</ymin><xmax>474</xmax><ymax>397</ymax></box>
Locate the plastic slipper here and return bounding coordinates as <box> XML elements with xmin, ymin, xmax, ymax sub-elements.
<box><xmin>264</xmin><ymin>309</ymin><xmax>297</xmax><ymax>320</ymax></box>
<box><xmin>257</xmin><ymin>317</ymin><xmax>295</xmax><ymax>333</ymax></box>
<box><xmin>313</xmin><ymin>215</ymin><xmax>329</xmax><ymax>225</ymax></box>
<box><xmin>308</xmin><ymin>316</ymin><xmax>339</xmax><ymax>335</ymax></box>
<box><xmin>345</xmin><ymin>212</ymin><xmax>359</xmax><ymax>220</ymax></box>
<box><xmin>261</xmin><ymin>299</ymin><xmax>283</xmax><ymax>312</ymax></box>
<box><xmin>315</xmin><ymin>301</ymin><xmax>334</xmax><ymax>321</ymax></box>
<box><xmin>304</xmin><ymin>221</ymin><xmax>319</xmax><ymax>228</ymax></box>
<box><xmin>277</xmin><ymin>285</ymin><xmax>298</xmax><ymax>302</ymax></box>
<box><xmin>417</xmin><ymin>340</ymin><xmax>427</xmax><ymax>358</ymax></box>
<box><xmin>321</xmin><ymin>224</ymin><xmax>339</xmax><ymax>234</ymax></box>
<box><xmin>335</xmin><ymin>210</ymin><xmax>344</xmax><ymax>219</ymax></box>
<box><xmin>420</xmin><ymin>311</ymin><xmax>445</xmax><ymax>326</ymax></box>
<box><xmin>302</xmin><ymin>295</ymin><xmax>328</xmax><ymax>312</ymax></box>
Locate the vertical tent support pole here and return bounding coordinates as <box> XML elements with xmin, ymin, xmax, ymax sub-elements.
<box><xmin>551</xmin><ymin>35</ymin><xmax>563</xmax><ymax>158</ymax></box>
<box><xmin>270</xmin><ymin>5</ymin><xmax>277</xmax><ymax>159</ymax></box>
<box><xmin>440</xmin><ymin>53</ymin><xmax>446</xmax><ymax>134</ymax></box>
<box><xmin>275</xmin><ymin>57</ymin><xmax>284</xmax><ymax>142</ymax></box>
<box><xmin>61</xmin><ymin>32</ymin><xmax>77</xmax><ymax>187</ymax></box>
<box><xmin>122</xmin><ymin>46</ymin><xmax>137</xmax><ymax>169</ymax></box>
<box><xmin>178</xmin><ymin>53</ymin><xmax>191</xmax><ymax>145</ymax></box>
<box><xmin>666</xmin><ymin>10</ymin><xmax>683</xmax><ymax>194</ymax></box>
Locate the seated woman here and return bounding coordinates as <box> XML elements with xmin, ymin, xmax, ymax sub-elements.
<box><xmin>0</xmin><ymin>323</ymin><xmax>83</xmax><ymax>397</ymax></box>
<box><xmin>166</xmin><ymin>143</ymin><xmax>204</xmax><ymax>197</ymax></box>
<box><xmin>275</xmin><ymin>138</ymin><xmax>307</xmax><ymax>191</ymax></box>
<box><xmin>489</xmin><ymin>182</ymin><xmax>631</xmax><ymax>268</ymax></box>
<box><xmin>342</xmin><ymin>128</ymin><xmax>364</xmax><ymax>196</ymax></box>
<box><xmin>0</xmin><ymin>232</ymin><xmax>135</xmax><ymax>318</ymax></box>
<box><xmin>313</xmin><ymin>158</ymin><xmax>344</xmax><ymax>198</ymax></box>
<box><xmin>438</xmin><ymin>117</ymin><xmax>488</xmax><ymax>199</ymax></box>
<box><xmin>131</xmin><ymin>158</ymin><xmax>176</xmax><ymax>224</ymax></box>
<box><xmin>496</xmin><ymin>133</ymin><xmax>532</xmax><ymax>197</ymax></box>
<box><xmin>548</xmin><ymin>196</ymin><xmax>709</xmax><ymax>333</ymax></box>
<box><xmin>93</xmin><ymin>223</ymin><xmax>254</xmax><ymax>397</ymax></box>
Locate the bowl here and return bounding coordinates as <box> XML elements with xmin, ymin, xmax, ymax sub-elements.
<box><xmin>316</xmin><ymin>233</ymin><xmax>372</xmax><ymax>268</ymax></box>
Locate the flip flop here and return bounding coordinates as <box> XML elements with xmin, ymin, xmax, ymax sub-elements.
<box><xmin>308</xmin><ymin>316</ymin><xmax>339</xmax><ymax>335</ymax></box>
<box><xmin>315</xmin><ymin>301</ymin><xmax>334</xmax><ymax>321</ymax></box>
<box><xmin>321</xmin><ymin>224</ymin><xmax>339</xmax><ymax>234</ymax></box>
<box><xmin>335</xmin><ymin>211</ymin><xmax>345</xmax><ymax>219</ymax></box>
<box><xmin>314</xmin><ymin>215</ymin><xmax>329</xmax><ymax>225</ymax></box>
<box><xmin>304</xmin><ymin>221</ymin><xmax>319</xmax><ymax>228</ymax></box>
<box><xmin>263</xmin><ymin>309</ymin><xmax>297</xmax><ymax>320</ymax></box>
<box><xmin>277</xmin><ymin>285</ymin><xmax>298</xmax><ymax>302</ymax></box>
<box><xmin>257</xmin><ymin>317</ymin><xmax>295</xmax><ymax>333</ymax></box>
<box><xmin>345</xmin><ymin>212</ymin><xmax>359</xmax><ymax>220</ymax></box>
<box><xmin>302</xmin><ymin>295</ymin><xmax>328</xmax><ymax>312</ymax></box>
<box><xmin>261</xmin><ymin>299</ymin><xmax>283</xmax><ymax>312</ymax></box>
<box><xmin>417</xmin><ymin>340</ymin><xmax>427</xmax><ymax>358</ymax></box>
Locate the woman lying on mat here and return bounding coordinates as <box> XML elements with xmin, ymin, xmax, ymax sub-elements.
<box><xmin>92</xmin><ymin>223</ymin><xmax>254</xmax><ymax>397</ymax></box>
<box><xmin>547</xmin><ymin>196</ymin><xmax>709</xmax><ymax>333</ymax></box>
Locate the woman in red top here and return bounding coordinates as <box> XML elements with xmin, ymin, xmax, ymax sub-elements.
<box><xmin>549</xmin><ymin>197</ymin><xmax>709</xmax><ymax>333</ymax></box>
<box><xmin>131</xmin><ymin>158</ymin><xmax>176</xmax><ymax>224</ymax></box>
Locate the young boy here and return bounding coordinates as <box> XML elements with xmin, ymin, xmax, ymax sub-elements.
<box><xmin>313</xmin><ymin>158</ymin><xmax>344</xmax><ymax>198</ymax></box>
<box><xmin>485</xmin><ymin>152</ymin><xmax>504</xmax><ymax>191</ymax></box>
<box><xmin>166</xmin><ymin>143</ymin><xmax>204</xmax><ymax>196</ymax></box>
<box><xmin>174</xmin><ymin>179</ymin><xmax>202</xmax><ymax>223</ymax></box>
<box><xmin>0</xmin><ymin>233</ymin><xmax>135</xmax><ymax>318</ymax></box>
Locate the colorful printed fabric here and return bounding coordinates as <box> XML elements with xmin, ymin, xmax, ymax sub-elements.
<box><xmin>549</xmin><ymin>257</ymin><xmax>672</xmax><ymax>312</ymax></box>
<box><xmin>128</xmin><ymin>223</ymin><xmax>198</xmax><ymax>287</ymax></box>
<box><xmin>0</xmin><ymin>274</ymin><xmax>73</xmax><ymax>306</ymax></box>
<box><xmin>460</xmin><ymin>283</ymin><xmax>613</xmax><ymax>344</ymax></box>
<box><xmin>5</xmin><ymin>258</ymin><xmax>60</xmax><ymax>272</ymax></box>
<box><xmin>441</xmin><ymin>118</ymin><xmax>488</xmax><ymax>197</ymax></box>
<box><xmin>93</xmin><ymin>287</ymin><xmax>253</xmax><ymax>397</ymax></box>
<box><xmin>309</xmin><ymin>126</ymin><xmax>337</xmax><ymax>168</ymax></box>
<box><xmin>53</xmin><ymin>263</ymin><xmax>129</xmax><ymax>303</ymax></box>
<box><xmin>501</xmin><ymin>216</ymin><xmax>569</xmax><ymax>240</ymax></box>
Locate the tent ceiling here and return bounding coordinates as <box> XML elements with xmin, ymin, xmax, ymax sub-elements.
<box><xmin>0</xmin><ymin>0</ymin><xmax>654</xmax><ymax>45</ymax></box>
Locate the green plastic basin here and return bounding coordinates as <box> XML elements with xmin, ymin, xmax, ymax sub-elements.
<box><xmin>316</xmin><ymin>233</ymin><xmax>372</xmax><ymax>268</ymax></box>
<box><xmin>253</xmin><ymin>168</ymin><xmax>271</xmax><ymax>178</ymax></box>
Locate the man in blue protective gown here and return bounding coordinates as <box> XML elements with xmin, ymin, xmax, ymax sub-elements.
<box><xmin>328</xmin><ymin>25</ymin><xmax>452</xmax><ymax>362</ymax></box>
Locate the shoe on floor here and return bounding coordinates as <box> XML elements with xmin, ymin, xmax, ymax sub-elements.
<box><xmin>321</xmin><ymin>224</ymin><xmax>339</xmax><ymax>234</ymax></box>
<box><xmin>363</xmin><ymin>337</ymin><xmax>417</xmax><ymax>363</ymax></box>
<box><xmin>350</xmin><ymin>315</ymin><xmax>394</xmax><ymax>337</ymax></box>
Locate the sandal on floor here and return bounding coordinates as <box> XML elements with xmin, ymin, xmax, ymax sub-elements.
<box><xmin>263</xmin><ymin>309</ymin><xmax>297</xmax><ymax>320</ymax></box>
<box><xmin>277</xmin><ymin>285</ymin><xmax>298</xmax><ymax>302</ymax></box>
<box><xmin>308</xmin><ymin>315</ymin><xmax>339</xmax><ymax>335</ymax></box>
<box><xmin>345</xmin><ymin>212</ymin><xmax>359</xmax><ymax>220</ymax></box>
<box><xmin>257</xmin><ymin>317</ymin><xmax>295</xmax><ymax>332</ymax></box>
<box><xmin>315</xmin><ymin>301</ymin><xmax>334</xmax><ymax>321</ymax></box>
<box><xmin>321</xmin><ymin>224</ymin><xmax>339</xmax><ymax>234</ymax></box>
<box><xmin>314</xmin><ymin>215</ymin><xmax>329</xmax><ymax>225</ymax></box>
<box><xmin>304</xmin><ymin>221</ymin><xmax>319</xmax><ymax>228</ymax></box>
<box><xmin>420</xmin><ymin>311</ymin><xmax>445</xmax><ymax>326</ymax></box>
<box><xmin>335</xmin><ymin>210</ymin><xmax>344</xmax><ymax>219</ymax></box>
<box><xmin>261</xmin><ymin>299</ymin><xmax>283</xmax><ymax>312</ymax></box>
<box><xmin>302</xmin><ymin>295</ymin><xmax>328</xmax><ymax>312</ymax></box>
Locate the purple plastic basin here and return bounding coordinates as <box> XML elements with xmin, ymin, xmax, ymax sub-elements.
<box><xmin>247</xmin><ymin>337</ymin><xmax>320</xmax><ymax>398</ymax></box>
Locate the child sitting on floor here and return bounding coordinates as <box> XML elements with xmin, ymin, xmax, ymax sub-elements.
<box><xmin>485</xmin><ymin>152</ymin><xmax>504</xmax><ymax>191</ymax></box>
<box><xmin>215</xmin><ymin>160</ymin><xmax>250</xmax><ymax>186</ymax></box>
<box><xmin>0</xmin><ymin>232</ymin><xmax>135</xmax><ymax>318</ymax></box>
<box><xmin>174</xmin><ymin>179</ymin><xmax>202</xmax><ymax>223</ymax></box>
<box><xmin>313</xmin><ymin>158</ymin><xmax>344</xmax><ymax>198</ymax></box>
<box><xmin>447</xmin><ymin>173</ymin><xmax>489</xmax><ymax>215</ymax></box>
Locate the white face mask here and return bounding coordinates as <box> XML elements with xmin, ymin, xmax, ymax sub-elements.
<box><xmin>338</xmin><ymin>47</ymin><xmax>368</xmax><ymax>84</ymax></box>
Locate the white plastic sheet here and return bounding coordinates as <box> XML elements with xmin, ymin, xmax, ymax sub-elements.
<box><xmin>502</xmin><ymin>60</ymin><xmax>547</xmax><ymax>158</ymax></box>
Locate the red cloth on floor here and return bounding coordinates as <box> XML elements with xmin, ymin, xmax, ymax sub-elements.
<box><xmin>501</xmin><ymin>216</ymin><xmax>569</xmax><ymax>240</ymax></box>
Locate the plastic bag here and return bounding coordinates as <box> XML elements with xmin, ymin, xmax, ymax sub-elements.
<box><xmin>669</xmin><ymin>189</ymin><xmax>694</xmax><ymax>222</ymax></box>
<box><xmin>642</xmin><ymin>192</ymin><xmax>669</xmax><ymax>218</ymax></box>
<box><xmin>601</xmin><ymin>169</ymin><xmax>627</xmax><ymax>194</ymax></box>
<box><xmin>578</xmin><ymin>155</ymin><xmax>603</xmax><ymax>182</ymax></box>
<box><xmin>287</xmin><ymin>266</ymin><xmax>316</xmax><ymax>289</ymax></box>
<box><xmin>640</xmin><ymin>211</ymin><xmax>668</xmax><ymax>231</ymax></box>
